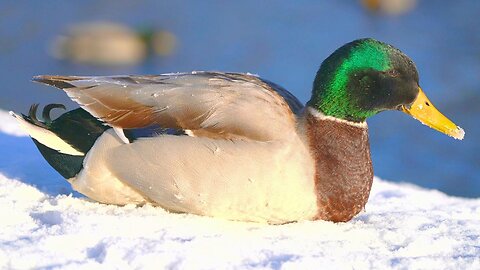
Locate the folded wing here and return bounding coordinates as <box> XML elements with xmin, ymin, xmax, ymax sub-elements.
<box><xmin>34</xmin><ymin>72</ymin><xmax>303</xmax><ymax>141</ymax></box>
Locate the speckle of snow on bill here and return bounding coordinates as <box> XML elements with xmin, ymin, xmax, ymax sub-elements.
<box><xmin>0</xmin><ymin>172</ymin><xmax>479</xmax><ymax>269</ymax></box>
<box><xmin>0</xmin><ymin>110</ymin><xmax>28</xmax><ymax>137</ymax></box>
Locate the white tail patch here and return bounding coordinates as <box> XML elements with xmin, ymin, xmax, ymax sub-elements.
<box><xmin>10</xmin><ymin>112</ymin><xmax>84</xmax><ymax>156</ymax></box>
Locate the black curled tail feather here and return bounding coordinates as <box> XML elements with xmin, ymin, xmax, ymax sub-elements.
<box><xmin>25</xmin><ymin>104</ymin><xmax>109</xmax><ymax>179</ymax></box>
<box><xmin>42</xmin><ymin>103</ymin><xmax>66</xmax><ymax>123</ymax></box>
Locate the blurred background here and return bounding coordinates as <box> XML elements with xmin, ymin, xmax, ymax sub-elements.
<box><xmin>0</xmin><ymin>1</ymin><xmax>478</xmax><ymax>197</ymax></box>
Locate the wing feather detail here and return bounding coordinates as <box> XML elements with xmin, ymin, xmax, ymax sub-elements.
<box><xmin>34</xmin><ymin>72</ymin><xmax>304</xmax><ymax>141</ymax></box>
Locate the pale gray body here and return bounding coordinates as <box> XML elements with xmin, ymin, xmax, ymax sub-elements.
<box><xmin>15</xmin><ymin>72</ymin><xmax>371</xmax><ymax>224</ymax></box>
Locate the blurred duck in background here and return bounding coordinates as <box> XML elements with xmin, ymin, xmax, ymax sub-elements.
<box><xmin>50</xmin><ymin>22</ymin><xmax>176</xmax><ymax>67</ymax></box>
<box><xmin>361</xmin><ymin>0</ymin><xmax>417</xmax><ymax>15</ymax></box>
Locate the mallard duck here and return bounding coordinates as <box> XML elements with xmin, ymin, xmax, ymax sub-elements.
<box><xmin>51</xmin><ymin>22</ymin><xmax>147</xmax><ymax>66</ymax></box>
<box><xmin>51</xmin><ymin>22</ymin><xmax>176</xmax><ymax>66</ymax></box>
<box><xmin>12</xmin><ymin>38</ymin><xmax>464</xmax><ymax>224</ymax></box>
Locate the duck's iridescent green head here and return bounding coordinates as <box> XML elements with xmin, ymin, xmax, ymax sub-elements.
<box><xmin>309</xmin><ymin>38</ymin><xmax>418</xmax><ymax>122</ymax></box>
<box><xmin>308</xmin><ymin>38</ymin><xmax>464</xmax><ymax>140</ymax></box>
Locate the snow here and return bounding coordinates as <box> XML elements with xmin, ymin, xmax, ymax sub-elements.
<box><xmin>0</xmin><ymin>110</ymin><xmax>27</xmax><ymax>137</ymax></box>
<box><xmin>1</xmin><ymin>109</ymin><xmax>479</xmax><ymax>269</ymax></box>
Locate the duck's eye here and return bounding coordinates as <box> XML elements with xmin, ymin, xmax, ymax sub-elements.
<box><xmin>387</xmin><ymin>69</ymin><xmax>400</xmax><ymax>78</ymax></box>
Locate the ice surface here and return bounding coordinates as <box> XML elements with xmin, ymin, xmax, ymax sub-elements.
<box><xmin>1</xmin><ymin>110</ymin><xmax>479</xmax><ymax>269</ymax></box>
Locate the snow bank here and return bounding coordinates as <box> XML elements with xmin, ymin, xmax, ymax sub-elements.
<box><xmin>0</xmin><ymin>173</ymin><xmax>479</xmax><ymax>269</ymax></box>
<box><xmin>0</xmin><ymin>109</ymin><xmax>479</xmax><ymax>269</ymax></box>
<box><xmin>0</xmin><ymin>110</ymin><xmax>27</xmax><ymax>137</ymax></box>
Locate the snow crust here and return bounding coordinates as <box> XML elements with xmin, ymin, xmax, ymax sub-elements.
<box><xmin>0</xmin><ymin>109</ymin><xmax>479</xmax><ymax>269</ymax></box>
<box><xmin>1</xmin><ymin>173</ymin><xmax>479</xmax><ymax>269</ymax></box>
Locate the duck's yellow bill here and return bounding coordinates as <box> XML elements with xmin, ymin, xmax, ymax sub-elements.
<box><xmin>401</xmin><ymin>87</ymin><xmax>465</xmax><ymax>140</ymax></box>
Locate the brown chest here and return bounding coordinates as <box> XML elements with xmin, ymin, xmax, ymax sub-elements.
<box><xmin>306</xmin><ymin>110</ymin><xmax>373</xmax><ymax>222</ymax></box>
